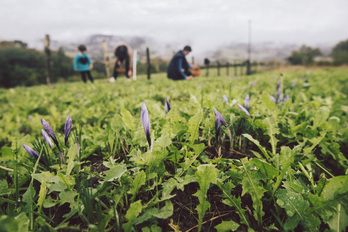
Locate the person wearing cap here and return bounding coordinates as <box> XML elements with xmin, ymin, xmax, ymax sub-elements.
<box><xmin>73</xmin><ymin>44</ymin><xmax>94</xmax><ymax>83</ymax></box>
<box><xmin>167</xmin><ymin>46</ymin><xmax>193</xmax><ymax>80</ymax></box>
<box><xmin>112</xmin><ymin>43</ymin><xmax>133</xmax><ymax>81</ymax></box>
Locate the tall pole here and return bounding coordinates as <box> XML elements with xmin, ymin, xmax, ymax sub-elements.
<box><xmin>247</xmin><ymin>20</ymin><xmax>252</xmax><ymax>75</ymax></box>
<box><xmin>101</xmin><ymin>40</ymin><xmax>111</xmax><ymax>78</ymax></box>
<box><xmin>44</xmin><ymin>34</ymin><xmax>52</xmax><ymax>86</ymax></box>
<box><xmin>146</xmin><ymin>47</ymin><xmax>151</xmax><ymax>80</ymax></box>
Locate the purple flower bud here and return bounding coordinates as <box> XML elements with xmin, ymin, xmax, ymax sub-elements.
<box><xmin>237</xmin><ymin>103</ymin><xmax>251</xmax><ymax>117</ymax></box>
<box><xmin>213</xmin><ymin>108</ymin><xmax>228</xmax><ymax>143</ymax></box>
<box><xmin>213</xmin><ymin>108</ymin><xmax>228</xmax><ymax>127</ymax></box>
<box><xmin>270</xmin><ymin>95</ymin><xmax>277</xmax><ymax>103</ymax></box>
<box><xmin>22</xmin><ymin>144</ymin><xmax>39</xmax><ymax>160</ymax></box>
<box><xmin>41</xmin><ymin>119</ymin><xmax>59</xmax><ymax>149</ymax></box>
<box><xmin>141</xmin><ymin>102</ymin><xmax>152</xmax><ymax>151</ymax></box>
<box><xmin>244</xmin><ymin>95</ymin><xmax>250</xmax><ymax>111</ymax></box>
<box><xmin>164</xmin><ymin>98</ymin><xmax>171</xmax><ymax>114</ymax></box>
<box><xmin>64</xmin><ymin>115</ymin><xmax>72</xmax><ymax>146</ymax></box>
<box><xmin>223</xmin><ymin>95</ymin><xmax>229</xmax><ymax>104</ymax></box>
<box><xmin>277</xmin><ymin>94</ymin><xmax>284</xmax><ymax>104</ymax></box>
<box><xmin>41</xmin><ymin>129</ymin><xmax>54</xmax><ymax>148</ymax></box>
<box><xmin>284</xmin><ymin>94</ymin><xmax>290</xmax><ymax>103</ymax></box>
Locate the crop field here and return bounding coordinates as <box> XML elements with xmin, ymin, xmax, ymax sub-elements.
<box><xmin>0</xmin><ymin>67</ymin><xmax>347</xmax><ymax>231</ymax></box>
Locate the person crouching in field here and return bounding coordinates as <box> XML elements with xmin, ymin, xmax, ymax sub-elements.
<box><xmin>112</xmin><ymin>44</ymin><xmax>133</xmax><ymax>82</ymax></box>
<box><xmin>167</xmin><ymin>46</ymin><xmax>193</xmax><ymax>80</ymax></box>
<box><xmin>73</xmin><ymin>45</ymin><xmax>94</xmax><ymax>83</ymax></box>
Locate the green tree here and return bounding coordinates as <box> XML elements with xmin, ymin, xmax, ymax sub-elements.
<box><xmin>51</xmin><ymin>47</ymin><xmax>74</xmax><ymax>82</ymax></box>
<box><xmin>331</xmin><ymin>39</ymin><xmax>348</xmax><ymax>65</ymax></box>
<box><xmin>287</xmin><ymin>45</ymin><xmax>322</xmax><ymax>65</ymax></box>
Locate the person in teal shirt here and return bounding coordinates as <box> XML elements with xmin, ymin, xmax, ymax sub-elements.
<box><xmin>73</xmin><ymin>45</ymin><xmax>94</xmax><ymax>83</ymax></box>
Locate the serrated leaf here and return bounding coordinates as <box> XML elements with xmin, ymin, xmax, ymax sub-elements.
<box><xmin>121</xmin><ymin>108</ymin><xmax>136</xmax><ymax>131</ymax></box>
<box><xmin>37</xmin><ymin>181</ymin><xmax>47</xmax><ymax>211</ymax></box>
<box><xmin>276</xmin><ymin>189</ymin><xmax>309</xmax><ymax>218</ymax></box>
<box><xmin>252</xmin><ymin>158</ymin><xmax>278</xmax><ymax>179</ymax></box>
<box><xmin>104</xmin><ymin>164</ymin><xmax>127</xmax><ymax>182</ymax></box>
<box><xmin>188</xmin><ymin>109</ymin><xmax>203</xmax><ymax>144</ymax></box>
<box><xmin>321</xmin><ymin>175</ymin><xmax>348</xmax><ymax>231</ymax></box>
<box><xmin>59</xmin><ymin>190</ymin><xmax>78</xmax><ymax>206</ymax></box>
<box><xmin>129</xmin><ymin>170</ymin><xmax>146</xmax><ymax>202</ymax></box>
<box><xmin>312</xmin><ymin>106</ymin><xmax>329</xmax><ymax>129</ymax></box>
<box><xmin>66</xmin><ymin>143</ymin><xmax>78</xmax><ymax>176</ymax></box>
<box><xmin>154</xmin><ymin>131</ymin><xmax>172</xmax><ymax>148</ymax></box>
<box><xmin>262</xmin><ymin>117</ymin><xmax>279</xmax><ymax>155</ymax></box>
<box><xmin>33</xmin><ymin>171</ymin><xmax>55</xmax><ymax>184</ymax></box>
<box><xmin>241</xmin><ymin>158</ymin><xmax>266</xmax><ymax>223</ymax></box>
<box><xmin>194</xmin><ymin>164</ymin><xmax>217</xmax><ymax>232</ymax></box>
<box><xmin>215</xmin><ymin>220</ymin><xmax>240</xmax><ymax>232</ymax></box>
<box><xmin>123</xmin><ymin>200</ymin><xmax>142</xmax><ymax>231</ymax></box>
<box><xmin>243</xmin><ymin>134</ymin><xmax>271</xmax><ymax>161</ymax></box>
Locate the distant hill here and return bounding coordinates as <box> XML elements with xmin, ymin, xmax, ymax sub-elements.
<box><xmin>33</xmin><ymin>34</ymin><xmax>333</xmax><ymax>65</ymax></box>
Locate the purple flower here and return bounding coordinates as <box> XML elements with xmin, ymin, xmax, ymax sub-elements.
<box><xmin>223</xmin><ymin>95</ymin><xmax>229</xmax><ymax>104</ymax></box>
<box><xmin>244</xmin><ymin>95</ymin><xmax>250</xmax><ymax>111</ymax></box>
<box><xmin>64</xmin><ymin>115</ymin><xmax>72</xmax><ymax>145</ymax></box>
<box><xmin>277</xmin><ymin>94</ymin><xmax>284</xmax><ymax>104</ymax></box>
<box><xmin>41</xmin><ymin>129</ymin><xmax>54</xmax><ymax>148</ymax></box>
<box><xmin>237</xmin><ymin>103</ymin><xmax>251</xmax><ymax>117</ymax></box>
<box><xmin>164</xmin><ymin>98</ymin><xmax>171</xmax><ymax>114</ymax></box>
<box><xmin>41</xmin><ymin>119</ymin><xmax>59</xmax><ymax>150</ymax></box>
<box><xmin>22</xmin><ymin>144</ymin><xmax>39</xmax><ymax>160</ymax></box>
<box><xmin>141</xmin><ymin>102</ymin><xmax>152</xmax><ymax>151</ymax></box>
<box><xmin>284</xmin><ymin>94</ymin><xmax>290</xmax><ymax>103</ymax></box>
<box><xmin>270</xmin><ymin>95</ymin><xmax>277</xmax><ymax>103</ymax></box>
<box><xmin>213</xmin><ymin>108</ymin><xmax>228</xmax><ymax>143</ymax></box>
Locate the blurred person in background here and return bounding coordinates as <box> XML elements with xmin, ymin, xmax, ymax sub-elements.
<box><xmin>167</xmin><ymin>45</ymin><xmax>193</xmax><ymax>80</ymax></box>
<box><xmin>73</xmin><ymin>44</ymin><xmax>94</xmax><ymax>83</ymax></box>
<box><xmin>112</xmin><ymin>43</ymin><xmax>133</xmax><ymax>82</ymax></box>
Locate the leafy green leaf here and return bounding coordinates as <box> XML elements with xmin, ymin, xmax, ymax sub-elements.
<box><xmin>215</xmin><ymin>220</ymin><xmax>240</xmax><ymax>232</ymax></box>
<box><xmin>276</xmin><ymin>189</ymin><xmax>309</xmax><ymax>218</ymax></box>
<box><xmin>104</xmin><ymin>164</ymin><xmax>127</xmax><ymax>182</ymax></box>
<box><xmin>252</xmin><ymin>158</ymin><xmax>279</xmax><ymax>179</ymax></box>
<box><xmin>243</xmin><ymin>134</ymin><xmax>271</xmax><ymax>160</ymax></box>
<box><xmin>121</xmin><ymin>108</ymin><xmax>136</xmax><ymax>132</ymax></box>
<box><xmin>262</xmin><ymin>117</ymin><xmax>279</xmax><ymax>155</ymax></box>
<box><xmin>194</xmin><ymin>164</ymin><xmax>217</xmax><ymax>232</ymax></box>
<box><xmin>321</xmin><ymin>175</ymin><xmax>348</xmax><ymax>231</ymax></box>
<box><xmin>129</xmin><ymin>170</ymin><xmax>146</xmax><ymax>202</ymax></box>
<box><xmin>123</xmin><ymin>200</ymin><xmax>143</xmax><ymax>232</ymax></box>
<box><xmin>187</xmin><ymin>109</ymin><xmax>203</xmax><ymax>144</ymax></box>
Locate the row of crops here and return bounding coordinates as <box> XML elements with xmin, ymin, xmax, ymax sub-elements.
<box><xmin>0</xmin><ymin>67</ymin><xmax>347</xmax><ymax>231</ymax></box>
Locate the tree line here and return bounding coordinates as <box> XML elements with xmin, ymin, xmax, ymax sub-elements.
<box><xmin>287</xmin><ymin>39</ymin><xmax>348</xmax><ymax>66</ymax></box>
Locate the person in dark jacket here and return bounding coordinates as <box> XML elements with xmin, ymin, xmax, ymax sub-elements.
<box><xmin>167</xmin><ymin>46</ymin><xmax>192</xmax><ymax>80</ymax></box>
<box><xmin>112</xmin><ymin>43</ymin><xmax>133</xmax><ymax>81</ymax></box>
<box><xmin>73</xmin><ymin>44</ymin><xmax>94</xmax><ymax>83</ymax></box>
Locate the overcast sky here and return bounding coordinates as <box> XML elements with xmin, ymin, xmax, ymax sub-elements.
<box><xmin>1</xmin><ymin>0</ymin><xmax>348</xmax><ymax>51</ymax></box>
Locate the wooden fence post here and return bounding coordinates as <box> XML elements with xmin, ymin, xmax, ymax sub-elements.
<box><xmin>240</xmin><ymin>61</ymin><xmax>244</xmax><ymax>76</ymax></box>
<box><xmin>226</xmin><ymin>62</ymin><xmax>229</xmax><ymax>76</ymax></box>
<box><xmin>146</xmin><ymin>47</ymin><xmax>151</xmax><ymax>80</ymax></box>
<box><xmin>44</xmin><ymin>34</ymin><xmax>52</xmax><ymax>86</ymax></box>
<box><xmin>101</xmin><ymin>40</ymin><xmax>111</xmax><ymax>78</ymax></box>
<box><xmin>217</xmin><ymin>61</ymin><xmax>220</xmax><ymax>76</ymax></box>
<box><xmin>133</xmin><ymin>49</ymin><xmax>137</xmax><ymax>80</ymax></box>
